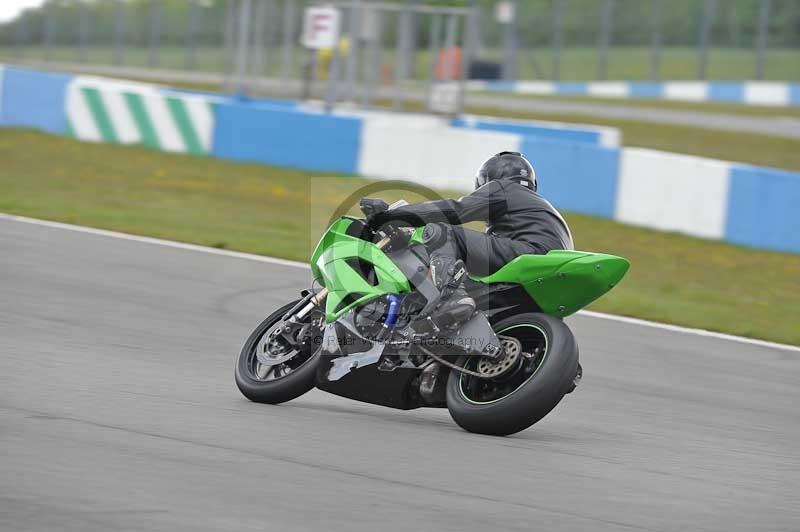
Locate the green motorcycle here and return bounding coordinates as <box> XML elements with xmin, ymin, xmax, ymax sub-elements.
<box><xmin>236</xmin><ymin>200</ymin><xmax>629</xmax><ymax>436</ymax></box>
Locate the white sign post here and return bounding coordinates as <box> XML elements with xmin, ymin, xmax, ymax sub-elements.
<box><xmin>301</xmin><ymin>6</ymin><xmax>341</xmax><ymax>50</ymax></box>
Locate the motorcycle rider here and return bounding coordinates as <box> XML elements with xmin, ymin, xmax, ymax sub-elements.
<box><xmin>368</xmin><ymin>151</ymin><xmax>574</xmax><ymax>331</ymax></box>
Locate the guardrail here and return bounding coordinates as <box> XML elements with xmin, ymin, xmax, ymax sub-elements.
<box><xmin>1</xmin><ymin>65</ymin><xmax>797</xmax><ymax>254</ymax></box>
<box><xmin>469</xmin><ymin>80</ymin><xmax>800</xmax><ymax>107</ymax></box>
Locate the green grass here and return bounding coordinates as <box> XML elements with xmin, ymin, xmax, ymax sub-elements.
<box><xmin>2</xmin><ymin>45</ymin><xmax>799</xmax><ymax>81</ymax></box>
<box><xmin>491</xmin><ymin>46</ymin><xmax>800</xmax><ymax>83</ymax></box>
<box><xmin>1</xmin><ymin>129</ymin><xmax>798</xmax><ymax>345</ymax></box>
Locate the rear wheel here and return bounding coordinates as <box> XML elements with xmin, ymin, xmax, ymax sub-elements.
<box><xmin>446</xmin><ymin>313</ymin><xmax>579</xmax><ymax>436</ymax></box>
<box><xmin>235</xmin><ymin>300</ymin><xmax>323</xmax><ymax>404</ymax></box>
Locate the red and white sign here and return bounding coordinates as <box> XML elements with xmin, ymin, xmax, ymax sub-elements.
<box><xmin>301</xmin><ymin>6</ymin><xmax>341</xmax><ymax>50</ymax></box>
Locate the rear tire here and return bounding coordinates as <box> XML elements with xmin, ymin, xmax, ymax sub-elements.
<box><xmin>446</xmin><ymin>313</ymin><xmax>579</xmax><ymax>436</ymax></box>
<box><xmin>235</xmin><ymin>300</ymin><xmax>321</xmax><ymax>404</ymax></box>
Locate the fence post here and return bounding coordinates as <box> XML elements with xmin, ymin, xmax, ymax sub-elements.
<box><xmin>597</xmin><ymin>0</ymin><xmax>615</xmax><ymax>81</ymax></box>
<box><xmin>13</xmin><ymin>11</ymin><xmax>29</xmax><ymax>59</ymax></box>
<box><xmin>223</xmin><ymin>0</ymin><xmax>238</xmax><ymax>89</ymax></box>
<box><xmin>393</xmin><ymin>4</ymin><xmax>412</xmax><ymax>110</ymax></box>
<box><xmin>280</xmin><ymin>0</ymin><xmax>297</xmax><ymax>95</ymax></box>
<box><xmin>149</xmin><ymin>0</ymin><xmax>162</xmax><ymax>68</ymax></box>
<box><xmin>442</xmin><ymin>14</ymin><xmax>457</xmax><ymax>82</ymax></box>
<box><xmin>362</xmin><ymin>7</ymin><xmax>384</xmax><ymax>107</ymax></box>
<box><xmin>470</xmin><ymin>0</ymin><xmax>483</xmax><ymax>54</ymax></box>
<box><xmin>755</xmin><ymin>0</ymin><xmax>771</xmax><ymax>80</ymax></box>
<box><xmin>649</xmin><ymin>0</ymin><xmax>663</xmax><ymax>81</ymax></box>
<box><xmin>113</xmin><ymin>0</ymin><xmax>127</xmax><ymax>66</ymax></box>
<box><xmin>76</xmin><ymin>0</ymin><xmax>90</xmax><ymax>63</ymax></box>
<box><xmin>501</xmin><ymin>0</ymin><xmax>518</xmax><ymax>81</ymax></box>
<box><xmin>697</xmin><ymin>0</ymin><xmax>716</xmax><ymax>80</ymax></box>
<box><xmin>551</xmin><ymin>0</ymin><xmax>563</xmax><ymax>81</ymax></box>
<box><xmin>233</xmin><ymin>0</ymin><xmax>253</xmax><ymax>93</ymax></box>
<box><xmin>185</xmin><ymin>0</ymin><xmax>202</xmax><ymax>71</ymax></box>
<box><xmin>251</xmin><ymin>0</ymin><xmax>269</xmax><ymax>81</ymax></box>
<box><xmin>345</xmin><ymin>1</ymin><xmax>363</xmax><ymax>103</ymax></box>
<box><xmin>425</xmin><ymin>13</ymin><xmax>442</xmax><ymax>112</ymax></box>
<box><xmin>324</xmin><ymin>5</ymin><xmax>345</xmax><ymax>111</ymax></box>
<box><xmin>457</xmin><ymin>6</ymin><xmax>478</xmax><ymax>115</ymax></box>
<box><xmin>42</xmin><ymin>0</ymin><xmax>57</xmax><ymax>62</ymax></box>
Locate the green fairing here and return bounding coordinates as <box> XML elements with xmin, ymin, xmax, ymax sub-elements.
<box><xmin>471</xmin><ymin>250</ymin><xmax>630</xmax><ymax>317</ymax></box>
<box><xmin>311</xmin><ymin>217</ymin><xmax>629</xmax><ymax>323</ymax></box>
<box><xmin>312</xmin><ymin>218</ymin><xmax>411</xmax><ymax>322</ymax></box>
<box><xmin>310</xmin><ymin>217</ymin><xmax>355</xmax><ymax>281</ymax></box>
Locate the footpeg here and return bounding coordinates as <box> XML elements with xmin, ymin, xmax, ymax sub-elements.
<box><xmin>377</xmin><ymin>354</ymin><xmax>402</xmax><ymax>372</ymax></box>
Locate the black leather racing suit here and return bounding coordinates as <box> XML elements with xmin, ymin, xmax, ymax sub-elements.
<box><xmin>370</xmin><ymin>178</ymin><xmax>574</xmax><ymax>277</ymax></box>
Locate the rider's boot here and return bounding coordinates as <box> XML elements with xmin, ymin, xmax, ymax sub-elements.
<box><xmin>428</xmin><ymin>257</ymin><xmax>475</xmax><ymax>330</ymax></box>
<box><xmin>411</xmin><ymin>223</ymin><xmax>476</xmax><ymax>334</ymax></box>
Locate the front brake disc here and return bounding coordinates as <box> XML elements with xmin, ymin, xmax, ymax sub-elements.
<box><xmin>255</xmin><ymin>328</ymin><xmax>298</xmax><ymax>366</ymax></box>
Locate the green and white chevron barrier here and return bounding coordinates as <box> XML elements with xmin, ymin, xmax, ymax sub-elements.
<box><xmin>66</xmin><ymin>77</ymin><xmax>214</xmax><ymax>155</ymax></box>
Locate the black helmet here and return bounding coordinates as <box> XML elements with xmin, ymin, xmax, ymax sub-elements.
<box><xmin>475</xmin><ymin>151</ymin><xmax>537</xmax><ymax>191</ymax></box>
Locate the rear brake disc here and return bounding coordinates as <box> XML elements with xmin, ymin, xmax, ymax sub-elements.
<box><xmin>476</xmin><ymin>336</ymin><xmax>522</xmax><ymax>378</ymax></box>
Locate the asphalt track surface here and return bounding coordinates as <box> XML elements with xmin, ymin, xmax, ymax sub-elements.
<box><xmin>20</xmin><ymin>60</ymin><xmax>800</xmax><ymax>139</ymax></box>
<box><xmin>1</xmin><ymin>216</ymin><xmax>798</xmax><ymax>532</ymax></box>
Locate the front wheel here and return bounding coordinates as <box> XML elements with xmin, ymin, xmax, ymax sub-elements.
<box><xmin>446</xmin><ymin>313</ymin><xmax>579</xmax><ymax>436</ymax></box>
<box><xmin>235</xmin><ymin>300</ymin><xmax>323</xmax><ymax>404</ymax></box>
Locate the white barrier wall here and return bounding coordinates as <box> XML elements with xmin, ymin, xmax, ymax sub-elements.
<box><xmin>358</xmin><ymin>113</ymin><xmax>520</xmax><ymax>192</ymax></box>
<box><xmin>66</xmin><ymin>76</ymin><xmax>215</xmax><ymax>155</ymax></box>
<box><xmin>455</xmin><ymin>113</ymin><xmax>620</xmax><ymax>147</ymax></box>
<box><xmin>616</xmin><ymin>148</ymin><xmax>731</xmax><ymax>239</ymax></box>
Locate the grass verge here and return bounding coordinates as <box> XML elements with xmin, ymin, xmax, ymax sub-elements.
<box><xmin>1</xmin><ymin>129</ymin><xmax>797</xmax><ymax>345</ymax></box>
<box><xmin>3</xmin><ymin>45</ymin><xmax>799</xmax><ymax>82</ymax></box>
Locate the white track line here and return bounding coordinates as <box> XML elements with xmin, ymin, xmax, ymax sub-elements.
<box><xmin>0</xmin><ymin>212</ymin><xmax>309</xmax><ymax>270</ymax></box>
<box><xmin>2</xmin><ymin>212</ymin><xmax>798</xmax><ymax>353</ymax></box>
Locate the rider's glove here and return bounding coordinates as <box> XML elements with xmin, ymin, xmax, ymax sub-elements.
<box><xmin>359</xmin><ymin>198</ymin><xmax>389</xmax><ymax>225</ymax></box>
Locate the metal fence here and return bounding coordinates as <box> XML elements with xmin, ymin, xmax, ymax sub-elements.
<box><xmin>482</xmin><ymin>0</ymin><xmax>799</xmax><ymax>82</ymax></box>
<box><xmin>0</xmin><ymin>0</ymin><xmax>797</xmax><ymax>97</ymax></box>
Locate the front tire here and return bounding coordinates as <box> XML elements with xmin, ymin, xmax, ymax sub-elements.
<box><xmin>235</xmin><ymin>300</ymin><xmax>322</xmax><ymax>404</ymax></box>
<box><xmin>446</xmin><ymin>313</ymin><xmax>579</xmax><ymax>436</ymax></box>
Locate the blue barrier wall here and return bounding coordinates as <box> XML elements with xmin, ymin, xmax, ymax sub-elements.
<box><xmin>521</xmin><ymin>136</ymin><xmax>620</xmax><ymax>219</ymax></box>
<box><xmin>791</xmin><ymin>85</ymin><xmax>800</xmax><ymax>106</ymax></box>
<box><xmin>452</xmin><ymin>116</ymin><xmax>603</xmax><ymax>146</ymax></box>
<box><xmin>628</xmin><ymin>83</ymin><xmax>663</xmax><ymax>98</ymax></box>
<box><xmin>212</xmin><ymin>102</ymin><xmax>362</xmax><ymax>174</ymax></box>
<box><xmin>1</xmin><ymin>65</ymin><xmax>798</xmax><ymax>254</ymax></box>
<box><xmin>708</xmin><ymin>83</ymin><xmax>745</xmax><ymax>103</ymax></box>
<box><xmin>0</xmin><ymin>67</ymin><xmax>71</xmax><ymax>134</ymax></box>
<box><xmin>725</xmin><ymin>166</ymin><xmax>800</xmax><ymax>254</ymax></box>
